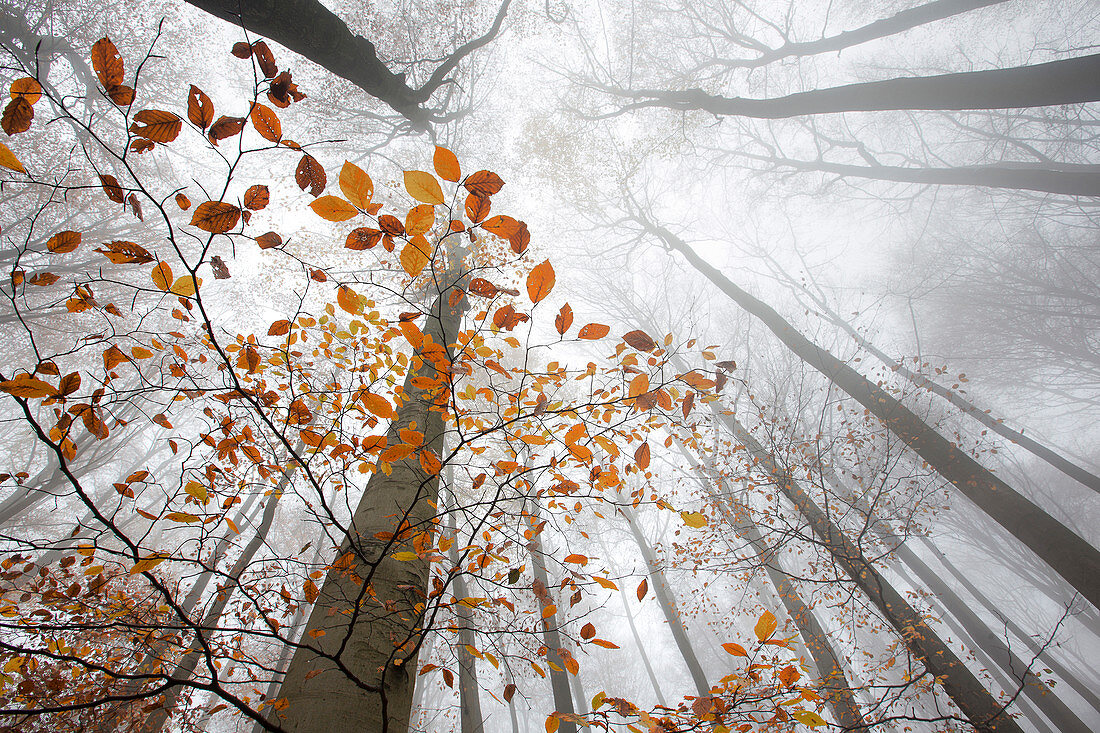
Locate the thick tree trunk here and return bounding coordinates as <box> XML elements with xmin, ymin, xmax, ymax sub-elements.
<box><xmin>620</xmin><ymin>505</ymin><xmax>711</xmax><ymax>698</ymax></box>
<box><xmin>643</xmin><ymin>219</ymin><xmax>1100</xmax><ymax>609</ymax></box>
<box><xmin>612</xmin><ymin>54</ymin><xmax>1100</xmax><ymax>117</ymax></box>
<box><xmin>273</xmin><ymin>287</ymin><xmax>465</xmax><ymax>732</ymax></box>
<box><xmin>709</xmin><ymin>410</ymin><xmax>1025</xmax><ymax>733</ymax></box>
<box><xmin>726</xmin><ymin>0</ymin><xmax>1012</xmax><ymax>69</ymax></box>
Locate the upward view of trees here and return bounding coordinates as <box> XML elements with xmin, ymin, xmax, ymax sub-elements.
<box><xmin>0</xmin><ymin>2</ymin><xmax>1096</xmax><ymax>733</ymax></box>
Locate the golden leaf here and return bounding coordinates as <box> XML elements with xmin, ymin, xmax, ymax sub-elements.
<box><xmin>403</xmin><ymin>170</ymin><xmax>444</xmax><ymax>205</ymax></box>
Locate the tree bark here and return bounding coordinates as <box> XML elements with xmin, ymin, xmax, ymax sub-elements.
<box><xmin>641</xmin><ymin>217</ymin><xmax>1100</xmax><ymax>610</ymax></box>
<box><xmin>607</xmin><ymin>54</ymin><xmax>1100</xmax><ymax>117</ymax></box>
<box><xmin>273</xmin><ymin>286</ymin><xmax>465</xmax><ymax>732</ymax></box>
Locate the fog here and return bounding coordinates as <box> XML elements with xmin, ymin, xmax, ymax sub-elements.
<box><xmin>0</xmin><ymin>1</ymin><xmax>1097</xmax><ymax>732</ymax></box>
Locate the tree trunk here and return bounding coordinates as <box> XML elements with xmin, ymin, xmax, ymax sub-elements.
<box><xmin>642</xmin><ymin>218</ymin><xmax>1100</xmax><ymax>610</ymax></box>
<box><xmin>449</xmin><ymin>513</ymin><xmax>485</xmax><ymax>733</ymax></box>
<box><xmin>618</xmin><ymin>584</ymin><xmax>667</xmax><ymax>705</ymax></box>
<box><xmin>613</xmin><ymin>54</ymin><xmax>1100</xmax><ymax>117</ymax></box>
<box><xmin>620</xmin><ymin>504</ymin><xmax>711</xmax><ymax>698</ymax></box>
<box><xmin>273</xmin><ymin>286</ymin><xmax>465</xmax><ymax>732</ymax></box>
<box><xmin>708</xmin><ymin>409</ymin><xmax>1026</xmax><ymax>732</ymax></box>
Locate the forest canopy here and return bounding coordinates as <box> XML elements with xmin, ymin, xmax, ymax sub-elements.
<box><xmin>0</xmin><ymin>2</ymin><xmax>1097</xmax><ymax>733</ymax></box>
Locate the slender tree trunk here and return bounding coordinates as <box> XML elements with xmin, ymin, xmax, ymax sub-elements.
<box><xmin>726</xmin><ymin>0</ymin><xmax>1012</xmax><ymax>69</ymax></box>
<box><xmin>610</xmin><ymin>54</ymin><xmax>1100</xmax><ymax>117</ymax></box>
<box><xmin>618</xmin><ymin>585</ymin><xmax>667</xmax><ymax>705</ymax></box>
<box><xmin>620</xmin><ymin>504</ymin><xmax>711</xmax><ymax>698</ymax></box>
<box><xmin>705</xmin><ymin>407</ymin><xmax>1025</xmax><ymax>732</ymax></box>
<box><xmin>274</xmin><ymin>284</ymin><xmax>466</xmax><ymax>732</ymax></box>
<box><xmin>641</xmin><ymin>217</ymin><xmax>1100</xmax><ymax>609</ymax></box>
<box><xmin>448</xmin><ymin>505</ymin><xmax>485</xmax><ymax>733</ymax></box>
<box><xmin>527</xmin><ymin>501</ymin><xmax>578</xmax><ymax>733</ymax></box>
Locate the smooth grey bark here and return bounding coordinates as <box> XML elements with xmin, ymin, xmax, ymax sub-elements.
<box><xmin>715</xmin><ymin>0</ymin><xmax>1011</xmax><ymax>70</ymax></box>
<box><xmin>707</xmin><ymin>409</ymin><xmax>1025</xmax><ymax>733</ymax></box>
<box><xmin>738</xmin><ymin>154</ymin><xmax>1100</xmax><ymax>197</ymax></box>
<box><xmin>602</xmin><ymin>54</ymin><xmax>1100</xmax><ymax>117</ymax></box>
<box><xmin>183</xmin><ymin>0</ymin><xmax>511</xmax><ymax>128</ymax></box>
<box><xmin>618</xmin><ymin>585</ymin><xmax>667</xmax><ymax>705</ymax></box>
<box><xmin>620</xmin><ymin>504</ymin><xmax>711</xmax><ymax>698</ymax></box>
<box><xmin>527</xmin><ymin>503</ymin><xmax>578</xmax><ymax>733</ymax></box>
<box><xmin>637</xmin><ymin>215</ymin><xmax>1100</xmax><ymax>610</ymax></box>
<box><xmin>274</xmin><ymin>283</ymin><xmax>466</xmax><ymax>732</ymax></box>
<box><xmin>449</xmin><ymin>526</ymin><xmax>486</xmax><ymax>733</ymax></box>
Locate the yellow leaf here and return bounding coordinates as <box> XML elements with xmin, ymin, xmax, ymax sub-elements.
<box><xmin>526</xmin><ymin>259</ymin><xmax>555</xmax><ymax>304</ymax></box>
<box><xmin>434</xmin><ymin>145</ymin><xmax>461</xmax><ymax>182</ymax></box>
<box><xmin>131</xmin><ymin>347</ymin><xmax>153</xmax><ymax>359</ymax></box>
<box><xmin>166</xmin><ymin>511</ymin><xmax>200</xmax><ymax>523</ymax></box>
<box><xmin>793</xmin><ymin>710</ymin><xmax>827</xmax><ymax>728</ymax></box>
<box><xmin>392</xmin><ymin>551</ymin><xmax>418</xmax><ymax>562</ymax></box>
<box><xmin>151</xmin><ymin>262</ymin><xmax>173</xmax><ymax>291</ymax></box>
<box><xmin>170</xmin><ymin>275</ymin><xmax>199</xmax><ymax>297</ymax></box>
<box><xmin>404</xmin><ymin>170</ymin><xmax>444</xmax><ymax>205</ymax></box>
<box><xmin>339</xmin><ymin>161</ymin><xmax>373</xmax><ymax>209</ymax></box>
<box><xmin>309</xmin><ymin>195</ymin><xmax>358</xmax><ymax>222</ymax></box>
<box><xmin>184</xmin><ymin>480</ymin><xmax>209</xmax><ymax>503</ymax></box>
<box><xmin>405</xmin><ymin>204</ymin><xmax>435</xmax><ymax>235</ymax></box>
<box><xmin>754</xmin><ymin>610</ymin><xmax>777</xmax><ymax>642</ymax></box>
<box><xmin>129</xmin><ymin>555</ymin><xmax>168</xmax><ymax>574</ymax></box>
<box><xmin>0</xmin><ymin>142</ymin><xmax>24</xmax><ymax>173</ymax></box>
<box><xmin>400</xmin><ymin>235</ymin><xmax>431</xmax><ymax>277</ymax></box>
<box><xmin>680</xmin><ymin>511</ymin><xmax>707</xmax><ymax>528</ymax></box>
<box><xmin>591</xmin><ymin>691</ymin><xmax>606</xmax><ymax>710</ymax></box>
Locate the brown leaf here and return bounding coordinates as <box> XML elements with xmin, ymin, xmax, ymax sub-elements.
<box><xmin>99</xmin><ymin>174</ymin><xmax>125</xmax><ymax>203</ymax></box>
<box><xmin>636</xmin><ymin>578</ymin><xmax>648</xmax><ymax>601</ymax></box>
<box><xmin>463</xmin><ymin>170</ymin><xmax>504</xmax><ymax>197</ymax></box>
<box><xmin>59</xmin><ymin>372</ymin><xmax>80</xmax><ymax>396</ymax></box>
<box><xmin>555</xmin><ymin>303</ymin><xmax>573</xmax><ymax>335</ymax></box>
<box><xmin>249</xmin><ymin>103</ymin><xmax>281</xmax><ymax>142</ymax></box>
<box><xmin>28</xmin><ymin>272</ymin><xmax>59</xmax><ymax>286</ymax></box>
<box><xmin>509</xmin><ymin>222</ymin><xmax>530</xmax><ymax>254</ymax></box>
<box><xmin>256</xmin><ymin>231</ymin><xmax>282</xmax><ymax>249</ymax></box>
<box><xmin>2</xmin><ymin>97</ymin><xmax>32</xmax><ymax>135</ymax></box>
<box><xmin>295</xmin><ymin>154</ymin><xmax>326</xmax><ymax>196</ymax></box>
<box><xmin>634</xmin><ymin>441</ymin><xmax>650</xmax><ymax>470</ymax></box>
<box><xmin>103</xmin><ymin>345</ymin><xmax>130</xmax><ymax>371</ymax></box>
<box><xmin>129</xmin><ymin>109</ymin><xmax>181</xmax><ymax>143</ymax></box>
<box><xmin>252</xmin><ymin>41</ymin><xmax>278</xmax><ymax>78</ymax></box>
<box><xmin>580</xmin><ymin>622</ymin><xmax>596</xmax><ymax>640</ymax></box>
<box><xmin>231</xmin><ymin>42</ymin><xmax>252</xmax><ymax>59</ymax></box>
<box><xmin>106</xmin><ymin>85</ymin><xmax>135</xmax><ymax>106</ymax></box>
<box><xmin>465</xmin><ymin>193</ymin><xmax>490</xmax><ymax>223</ymax></box>
<box><xmin>378</xmin><ymin>214</ymin><xmax>404</xmax><ymax>236</ymax></box>
<box><xmin>345</xmin><ymin>227</ymin><xmax>382</xmax><ymax>250</ymax></box>
<box><xmin>243</xmin><ymin>184</ymin><xmax>270</xmax><ymax>210</ymax></box>
<box><xmin>187</xmin><ymin>85</ymin><xmax>214</xmax><ymax>129</ymax></box>
<box><xmin>47</xmin><ymin>231</ymin><xmax>80</xmax><ymax>253</ymax></box>
<box><xmin>128</xmin><ymin>193</ymin><xmax>143</xmax><ymax>221</ymax></box>
<box><xmin>268</xmin><ymin>320</ymin><xmax>291</xmax><ymax>336</ymax></box>
<box><xmin>91</xmin><ymin>38</ymin><xmax>124</xmax><ymax>88</ymax></box>
<box><xmin>210</xmin><ymin>255</ymin><xmax>230</xmax><ymax>279</ymax></box>
<box><xmin>207</xmin><ymin>116</ymin><xmax>245</xmax><ymax>145</ymax></box>
<box><xmin>622</xmin><ymin>330</ymin><xmax>657</xmax><ymax>352</ymax></box>
<box><xmin>268</xmin><ymin>71</ymin><xmax>305</xmax><ymax>107</ymax></box>
<box><xmin>94</xmin><ymin>241</ymin><xmax>153</xmax><ymax>264</ymax></box>
<box><xmin>190</xmin><ymin>201</ymin><xmax>241</xmax><ymax>234</ymax></box>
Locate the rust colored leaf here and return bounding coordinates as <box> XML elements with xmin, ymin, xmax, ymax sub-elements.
<box><xmin>526</xmin><ymin>260</ymin><xmax>555</xmax><ymax>304</ymax></box>
<box><xmin>249</xmin><ymin>102</ymin><xmax>281</xmax><ymax>142</ymax></box>
<box><xmin>59</xmin><ymin>372</ymin><xmax>81</xmax><ymax>396</ymax></box>
<box><xmin>555</xmin><ymin>303</ymin><xmax>573</xmax><ymax>335</ymax></box>
<box><xmin>310</xmin><ymin>269</ymin><xmax>327</xmax><ymax>282</ymax></box>
<box><xmin>207</xmin><ymin>115</ymin><xmax>245</xmax><ymax>145</ymax></box>
<box><xmin>2</xmin><ymin>97</ymin><xmax>32</xmax><ymax>135</ymax></box>
<box><xmin>339</xmin><ymin>161</ymin><xmax>373</xmax><ymax>209</ymax></box>
<box><xmin>92</xmin><ymin>38</ymin><xmax>124</xmax><ymax>88</ymax></box>
<box><xmin>175</xmin><ymin>193</ymin><xmax>191</xmax><ymax>210</ymax></box>
<box><xmin>288</xmin><ymin>398</ymin><xmax>312</xmax><ymax>425</ymax></box>
<box><xmin>127</xmin><ymin>193</ymin><xmax>143</xmax><ymax>220</ymax></box>
<box><xmin>468</xmin><ymin>278</ymin><xmax>499</xmax><ymax>298</ymax></box>
<box><xmin>256</xmin><ymin>231</ymin><xmax>282</xmax><ymax>249</ymax></box>
<box><xmin>580</xmin><ymin>622</ymin><xmax>596</xmax><ymax>640</ymax></box>
<box><xmin>578</xmin><ymin>323</ymin><xmax>609</xmax><ymax>340</ymax></box>
<box><xmin>345</xmin><ymin>228</ymin><xmax>382</xmax><ymax>250</ymax></box>
<box><xmin>129</xmin><ymin>109</ymin><xmax>182</xmax><ymax>143</ymax></box>
<box><xmin>27</xmin><ymin>272</ymin><xmax>58</xmax><ymax>286</ymax></box>
<box><xmin>492</xmin><ymin>304</ymin><xmax>529</xmax><ymax>331</ymax></box>
<box><xmin>433</xmin><ymin>145</ymin><xmax>460</xmax><ymax>182</ymax></box>
<box><xmin>634</xmin><ymin>441</ymin><xmax>650</xmax><ymax>470</ymax></box>
<box><xmin>252</xmin><ymin>40</ymin><xmax>278</xmax><ymax>78</ymax></box>
<box><xmin>509</xmin><ymin>222</ymin><xmax>530</xmax><ymax>254</ymax></box>
<box><xmin>187</xmin><ymin>85</ymin><xmax>214</xmax><ymax>129</ymax></box>
<box><xmin>237</xmin><ymin>345</ymin><xmax>260</xmax><ymax>373</ymax></box>
<box><xmin>309</xmin><ymin>195</ymin><xmax>357</xmax><ymax>222</ymax></box>
<box><xmin>106</xmin><ymin>84</ymin><xmax>135</xmax><ymax>106</ymax></box>
<box><xmin>99</xmin><ymin>174</ymin><xmax>124</xmax><ymax>203</ymax></box>
<box><xmin>636</xmin><ymin>578</ymin><xmax>648</xmax><ymax>601</ymax></box>
<box><xmin>268</xmin><ymin>320</ymin><xmax>291</xmax><ymax>336</ymax></box>
<box><xmin>682</xmin><ymin>390</ymin><xmax>695</xmax><ymax>418</ymax></box>
<box><xmin>103</xmin><ymin>345</ymin><xmax>130</xmax><ymax>371</ymax></box>
<box><xmin>465</xmin><ymin>193</ymin><xmax>490</xmax><ymax>223</ymax></box>
<box><xmin>482</xmin><ymin>215</ymin><xmax>521</xmax><ymax>239</ymax></box>
<box><xmin>378</xmin><ymin>214</ymin><xmax>405</xmax><ymax>236</ymax></box>
<box><xmin>47</xmin><ymin>231</ymin><xmax>80</xmax><ymax>253</ymax></box>
<box><xmin>296</xmin><ymin>154</ymin><xmax>326</xmax><ymax>196</ymax></box>
<box><xmin>10</xmin><ymin>78</ymin><xmax>42</xmax><ymax>105</ymax></box>
<box><xmin>622</xmin><ymin>330</ymin><xmax>657</xmax><ymax>352</ymax></box>
<box><xmin>231</xmin><ymin>42</ymin><xmax>252</xmax><ymax>59</ymax></box>
<box><xmin>503</xmin><ymin>683</ymin><xmax>517</xmax><ymax>703</ymax></box>
<box><xmin>94</xmin><ymin>241</ymin><xmax>153</xmax><ymax>264</ymax></box>
<box><xmin>268</xmin><ymin>71</ymin><xmax>305</xmax><ymax>107</ymax></box>
<box><xmin>190</xmin><ymin>201</ymin><xmax>241</xmax><ymax>234</ymax></box>
<box><xmin>463</xmin><ymin>170</ymin><xmax>504</xmax><ymax>197</ymax></box>
<box><xmin>243</xmin><ymin>184</ymin><xmax>270</xmax><ymax>210</ymax></box>
<box><xmin>210</xmin><ymin>255</ymin><xmax>230</xmax><ymax>279</ymax></box>
<box><xmin>303</xmin><ymin>578</ymin><xmax>319</xmax><ymax>604</ymax></box>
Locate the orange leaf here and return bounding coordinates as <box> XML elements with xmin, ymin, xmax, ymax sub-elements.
<box><xmin>754</xmin><ymin>610</ymin><xmax>777</xmax><ymax>642</ymax></box>
<box><xmin>151</xmin><ymin>262</ymin><xmax>173</xmax><ymax>291</ymax></box>
<box><xmin>404</xmin><ymin>170</ymin><xmax>444</xmax><ymax>205</ymax></box>
<box><xmin>526</xmin><ymin>260</ymin><xmax>555</xmax><ymax>304</ymax></box>
<box><xmin>91</xmin><ymin>38</ymin><xmax>124</xmax><ymax>88</ymax></box>
<box><xmin>95</xmin><ymin>240</ymin><xmax>153</xmax><ymax>264</ymax></box>
<box><xmin>358</xmin><ymin>391</ymin><xmax>394</xmax><ymax>419</ymax></box>
<box><xmin>47</xmin><ymin>230</ymin><xmax>80</xmax><ymax>253</ymax></box>
<box><xmin>243</xmin><ymin>184</ymin><xmax>270</xmax><ymax>211</ymax></box>
<box><xmin>190</xmin><ymin>201</ymin><xmax>241</xmax><ymax>234</ymax></box>
<box><xmin>628</xmin><ymin>374</ymin><xmax>649</xmax><ymax>398</ymax></box>
<box><xmin>482</xmin><ymin>214</ymin><xmax>521</xmax><ymax>239</ymax></box>
<box><xmin>129</xmin><ymin>109</ymin><xmax>181</xmax><ymax>143</ymax></box>
<box><xmin>175</xmin><ymin>193</ymin><xmax>191</xmax><ymax>210</ymax></box>
<box><xmin>405</xmin><ymin>204</ymin><xmax>435</xmax><ymax>235</ymax></box>
<box><xmin>636</xmin><ymin>578</ymin><xmax>648</xmax><ymax>601</ymax></box>
<box><xmin>268</xmin><ymin>320</ymin><xmax>291</xmax><ymax>336</ymax></box>
<box><xmin>722</xmin><ymin>642</ymin><xmax>748</xmax><ymax>657</ymax></box>
<box><xmin>309</xmin><ymin>196</ymin><xmax>358</xmax><ymax>222</ymax></box>
<box><xmin>187</xmin><ymin>85</ymin><xmax>213</xmax><ymax>129</ymax></box>
<box><xmin>10</xmin><ymin>78</ymin><xmax>42</xmax><ymax>105</ymax></box>
<box><xmin>545</xmin><ymin>715</ymin><xmax>560</xmax><ymax>733</ymax></box>
<box><xmin>591</xmin><ymin>639</ymin><xmax>619</xmax><ymax>649</ymax></box>
<box><xmin>400</xmin><ymin>236</ymin><xmax>431</xmax><ymax>277</ymax></box>
<box><xmin>578</xmin><ymin>323</ymin><xmax>609</xmax><ymax>340</ymax></box>
<box><xmin>339</xmin><ymin>161</ymin><xmax>373</xmax><ymax>209</ymax></box>
<box><xmin>555</xmin><ymin>303</ymin><xmax>573</xmax><ymax>335</ymax></box>
<box><xmin>465</xmin><ymin>193</ymin><xmax>490</xmax><ymax>223</ymax></box>
<box><xmin>433</xmin><ymin>145</ymin><xmax>460</xmax><ymax>182</ymax></box>
<box><xmin>0</xmin><ymin>142</ymin><xmax>24</xmax><ymax>173</ymax></box>
<box><xmin>337</xmin><ymin>285</ymin><xmax>360</xmax><ymax>314</ymax></box>
<box><xmin>103</xmin><ymin>345</ymin><xmax>130</xmax><ymax>371</ymax></box>
<box><xmin>464</xmin><ymin>170</ymin><xmax>504</xmax><ymax>197</ymax></box>
<box><xmin>634</xmin><ymin>441</ymin><xmax>650</xmax><ymax>470</ymax></box>
<box><xmin>249</xmin><ymin>102</ymin><xmax>281</xmax><ymax>142</ymax></box>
